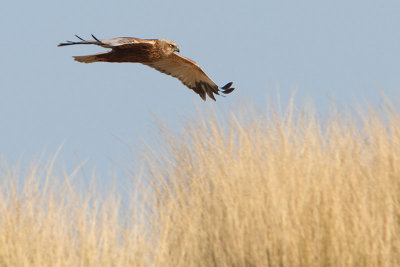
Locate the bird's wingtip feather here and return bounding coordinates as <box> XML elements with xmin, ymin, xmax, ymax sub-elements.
<box><xmin>221</xmin><ymin>82</ymin><xmax>233</xmax><ymax>90</ymax></box>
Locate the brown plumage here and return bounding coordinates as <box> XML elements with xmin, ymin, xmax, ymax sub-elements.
<box><xmin>58</xmin><ymin>35</ymin><xmax>235</xmax><ymax>101</ymax></box>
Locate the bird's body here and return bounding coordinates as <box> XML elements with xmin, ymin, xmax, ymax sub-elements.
<box><xmin>58</xmin><ymin>35</ymin><xmax>234</xmax><ymax>101</ymax></box>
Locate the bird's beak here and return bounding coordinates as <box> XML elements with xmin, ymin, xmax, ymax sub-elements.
<box><xmin>175</xmin><ymin>48</ymin><xmax>180</xmax><ymax>53</ymax></box>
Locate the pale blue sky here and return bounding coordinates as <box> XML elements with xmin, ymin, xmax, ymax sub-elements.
<box><xmin>1</xmin><ymin>0</ymin><xmax>399</xmax><ymax>175</ymax></box>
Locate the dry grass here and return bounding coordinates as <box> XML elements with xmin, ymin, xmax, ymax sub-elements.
<box><xmin>0</xmin><ymin>100</ymin><xmax>400</xmax><ymax>266</ymax></box>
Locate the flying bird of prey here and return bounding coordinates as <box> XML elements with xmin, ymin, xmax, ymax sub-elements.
<box><xmin>58</xmin><ymin>35</ymin><xmax>235</xmax><ymax>101</ymax></box>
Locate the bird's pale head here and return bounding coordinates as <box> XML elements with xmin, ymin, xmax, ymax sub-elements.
<box><xmin>160</xmin><ymin>39</ymin><xmax>180</xmax><ymax>55</ymax></box>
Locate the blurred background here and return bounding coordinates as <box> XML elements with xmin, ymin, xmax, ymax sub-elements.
<box><xmin>0</xmin><ymin>0</ymin><xmax>399</xmax><ymax>176</ymax></box>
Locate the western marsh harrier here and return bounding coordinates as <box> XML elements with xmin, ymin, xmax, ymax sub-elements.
<box><xmin>58</xmin><ymin>35</ymin><xmax>235</xmax><ymax>101</ymax></box>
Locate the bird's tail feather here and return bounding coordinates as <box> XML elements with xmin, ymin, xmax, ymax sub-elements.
<box><xmin>73</xmin><ymin>53</ymin><xmax>108</xmax><ymax>63</ymax></box>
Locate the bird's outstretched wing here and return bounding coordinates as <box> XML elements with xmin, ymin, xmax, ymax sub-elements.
<box><xmin>58</xmin><ymin>34</ymin><xmax>155</xmax><ymax>49</ymax></box>
<box><xmin>58</xmin><ymin>35</ymin><xmax>156</xmax><ymax>64</ymax></box>
<box><xmin>144</xmin><ymin>53</ymin><xmax>234</xmax><ymax>101</ymax></box>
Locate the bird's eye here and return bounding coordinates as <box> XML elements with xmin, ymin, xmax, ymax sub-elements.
<box><xmin>169</xmin><ymin>44</ymin><xmax>174</xmax><ymax>47</ymax></box>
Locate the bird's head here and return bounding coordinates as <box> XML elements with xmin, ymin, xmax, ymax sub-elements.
<box><xmin>160</xmin><ymin>39</ymin><xmax>180</xmax><ymax>55</ymax></box>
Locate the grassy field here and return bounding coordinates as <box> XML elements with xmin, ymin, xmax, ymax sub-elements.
<box><xmin>0</xmin><ymin>101</ymin><xmax>399</xmax><ymax>266</ymax></box>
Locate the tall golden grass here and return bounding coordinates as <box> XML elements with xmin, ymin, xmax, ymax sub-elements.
<box><xmin>0</xmin><ymin>100</ymin><xmax>399</xmax><ymax>266</ymax></box>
